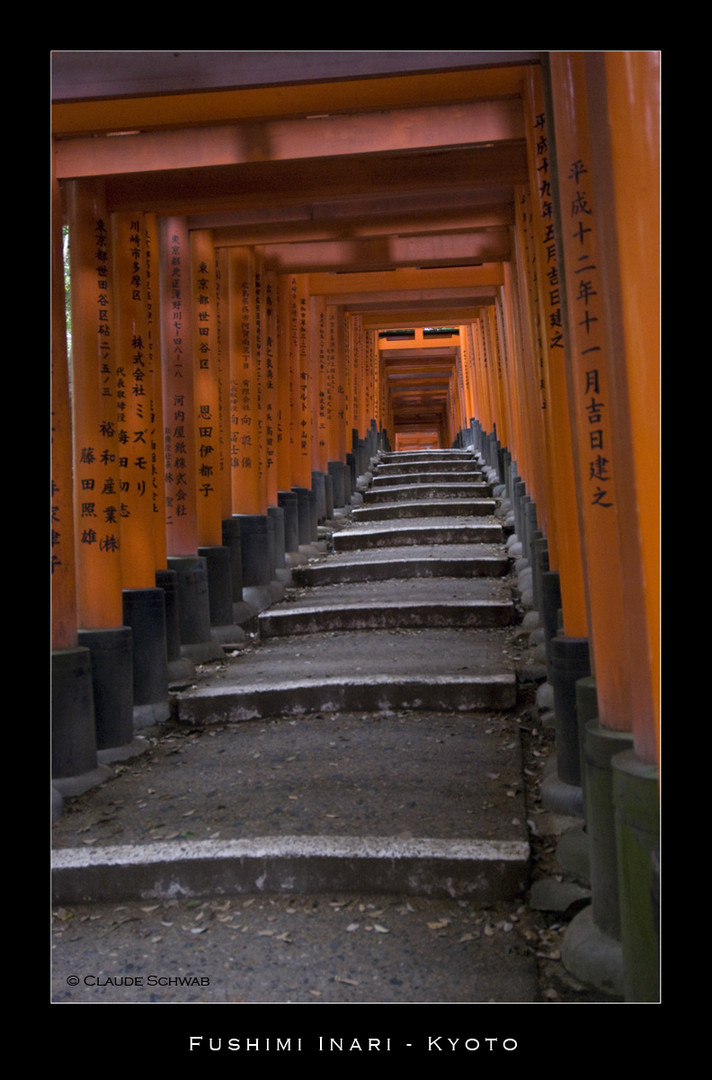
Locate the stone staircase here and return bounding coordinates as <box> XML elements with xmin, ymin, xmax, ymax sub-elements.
<box><xmin>52</xmin><ymin>449</ymin><xmax>531</xmax><ymax>915</ymax></box>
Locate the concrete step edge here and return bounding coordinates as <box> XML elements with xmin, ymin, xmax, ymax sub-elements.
<box><xmin>174</xmin><ymin>673</ymin><xmax>518</xmax><ymax>723</ymax></box>
<box><xmin>52</xmin><ymin>834</ymin><xmax>530</xmax><ymax>904</ymax></box>
<box><xmin>292</xmin><ymin>558</ymin><xmax>510</xmax><ymax>585</ymax></box>
<box><xmin>333</xmin><ymin>526</ymin><xmax>503</xmax><ymax>550</ymax></box>
<box><xmin>258</xmin><ymin>600</ymin><xmax>514</xmax><ymax>635</ymax></box>
<box><xmin>352</xmin><ymin>501</ymin><xmax>497</xmax><ymax>520</ymax></box>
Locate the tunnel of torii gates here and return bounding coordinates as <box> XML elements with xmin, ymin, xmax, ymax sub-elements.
<box><xmin>51</xmin><ymin>52</ymin><xmax>660</xmax><ymax>994</ymax></box>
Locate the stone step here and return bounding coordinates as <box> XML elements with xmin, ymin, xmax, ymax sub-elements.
<box><xmin>172</xmin><ymin>627</ymin><xmax>518</xmax><ymax>722</ymax></box>
<box><xmin>351</xmin><ymin>499</ymin><xmax>497</xmax><ymax>522</ymax></box>
<box><xmin>332</xmin><ymin>519</ymin><xmax>503</xmax><ymax>551</ymax></box>
<box><xmin>365</xmin><ymin>481</ymin><xmax>491</xmax><ymax>501</ymax></box>
<box><xmin>258</xmin><ymin>577</ymin><xmax>514</xmax><ymax>636</ymax></box>
<box><xmin>259</xmin><ymin>599</ymin><xmax>514</xmax><ymax>636</ymax></box>
<box><xmin>53</xmin><ymin>449</ymin><xmax>529</xmax><ymax>915</ymax></box>
<box><xmin>52</xmin><ymin>834</ymin><xmax>530</xmax><ymax>905</ymax></box>
<box><xmin>379</xmin><ymin>450</ymin><xmax>475</xmax><ymax>464</ymax></box>
<box><xmin>291</xmin><ymin>544</ymin><xmax>510</xmax><ymax>586</ymax></box>
<box><xmin>374</xmin><ymin>460</ymin><xmax>482</xmax><ymax>476</ymax></box>
<box><xmin>52</xmin><ymin>711</ymin><xmax>529</xmax><ymax>904</ymax></box>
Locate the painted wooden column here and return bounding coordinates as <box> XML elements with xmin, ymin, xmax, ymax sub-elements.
<box><xmin>143</xmin><ymin>211</ymin><xmax>189</xmax><ymax>686</ymax></box>
<box><xmin>456</xmin><ymin>342</ymin><xmax>467</xmax><ymax>440</ymax></box>
<box><xmin>190</xmin><ymin>229</ymin><xmax>235</xmax><ymax>633</ymax></box>
<box><xmin>348</xmin><ymin>315</ymin><xmax>361</xmax><ymax>440</ymax></box>
<box><xmin>584</xmin><ymin>50</ymin><xmax>660</xmax><ymax>1003</ymax></box>
<box><xmin>354</xmin><ymin>314</ymin><xmax>367</xmax><ymax>439</ymax></box>
<box><xmin>459</xmin><ymin>323</ymin><xmax>476</xmax><ymax>427</ymax></box>
<box><xmin>143</xmin><ymin>213</ymin><xmax>167</xmax><ymax>570</ymax></box>
<box><xmin>326</xmin><ymin>305</ymin><xmax>345</xmax><ymax>461</ymax></box>
<box><xmin>587</xmin><ymin>51</ymin><xmax>660</xmax><ymax>768</ymax></box>
<box><xmin>470</xmin><ymin>317</ymin><xmax>493</xmax><ymax>437</ymax></box>
<box><xmin>484</xmin><ymin>305</ymin><xmax>509</xmax><ymax>451</ymax></box>
<box><xmin>263</xmin><ymin>268</ymin><xmax>289</xmax><ymax>575</ymax></box>
<box><xmin>378</xmin><ymin>337</ymin><xmax>392</xmax><ymax>450</ymax></box>
<box><xmin>159</xmin><ymin>217</ymin><xmax>198</xmax><ymax>556</ymax></box>
<box><xmin>58</xmin><ymin>179</ymin><xmax>125</xmax><ymax>784</ymax></box>
<box><xmin>522</xmin><ymin>65</ymin><xmax>592</xmax><ymax>818</ymax></box>
<box><xmin>322</xmin><ymin>303</ymin><xmax>345</xmax><ymax>517</ymax></box>
<box><xmin>273</xmin><ymin>274</ymin><xmax>306</xmax><ymax>552</ymax></box>
<box><xmin>51</xmin><ymin>175</ymin><xmax>77</xmax><ymax>653</ymax></box>
<box><xmin>190</xmin><ymin>229</ymin><xmax>223</xmax><ymax>548</ymax></box>
<box><xmin>494</xmin><ymin>294</ymin><xmax>515</xmax><ymax>453</ymax></box>
<box><xmin>550</xmin><ymin>52</ymin><xmax>633</xmax><ymax>733</ymax></box>
<box><xmin>501</xmin><ymin>261</ymin><xmax>540</xmax><ymax>504</ymax></box>
<box><xmin>226</xmin><ymin>247</ymin><xmax>262</xmax><ymax>515</ymax></box>
<box><xmin>365</xmin><ymin>327</ymin><xmax>378</xmax><ymax>434</ymax></box>
<box><xmin>66</xmin><ymin>181</ymin><xmax>124</xmax><ymax>628</ymax></box>
<box><xmin>252</xmin><ymin>252</ymin><xmax>268</xmax><ymax>514</ymax></box>
<box><xmin>294</xmin><ymin>274</ymin><xmax>313</xmax><ymax>490</ymax></box>
<box><xmin>213</xmin><ymin>244</ymin><xmax>232</xmax><ymax>525</ymax></box>
<box><xmin>113</xmin><ymin>211</ymin><xmax>159</xmax><ymax>589</ymax></box>
<box><xmin>262</xmin><ymin>268</ymin><xmax>280</xmax><ymax>509</ymax></box>
<box><xmin>344</xmin><ymin>312</ymin><xmax>357</xmax><ymax>447</ymax></box>
<box><xmin>222</xmin><ymin>247</ymin><xmax>272</xmax><ymax>599</ymax></box>
<box><xmin>511</xmin><ymin>185</ymin><xmax>551</xmax><ymax>528</ymax></box>
<box><xmin>274</xmin><ymin>274</ymin><xmax>302</xmax><ymax>551</ymax></box>
<box><xmin>549</xmin><ymin>51</ymin><xmax>637</xmax><ymax>994</ymax></box>
<box><xmin>277</xmin><ymin>274</ymin><xmax>297</xmax><ymax>494</ymax></box>
<box><xmin>311</xmin><ymin>293</ymin><xmax>328</xmax><ymax>475</ymax></box>
<box><xmin>336</xmin><ymin>309</ymin><xmax>349</xmax><ymax>460</ymax></box>
<box><xmin>523</xmin><ymin>65</ymin><xmax>588</xmax><ymax>644</ymax></box>
<box><xmin>159</xmin><ymin>218</ymin><xmax>216</xmax><ymax>658</ymax></box>
<box><xmin>111</xmin><ymin>209</ymin><xmax>170</xmax><ymax>730</ymax></box>
<box><xmin>52</xmin><ymin>174</ymin><xmax>100</xmax><ymax>798</ymax></box>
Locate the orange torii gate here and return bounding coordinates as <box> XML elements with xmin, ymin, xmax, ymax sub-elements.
<box><xmin>51</xmin><ymin>51</ymin><xmax>659</xmax><ymax>1002</ymax></box>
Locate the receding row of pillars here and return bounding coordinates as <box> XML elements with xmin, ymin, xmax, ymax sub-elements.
<box><xmin>52</xmin><ymin>423</ymin><xmax>385</xmax><ymax>801</ymax></box>
<box><xmin>468</xmin><ymin>417</ymin><xmax>659</xmax><ymax>1005</ymax></box>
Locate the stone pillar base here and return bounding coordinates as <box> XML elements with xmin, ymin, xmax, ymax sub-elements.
<box><xmin>561</xmin><ymin>905</ymin><xmax>624</xmax><ymax>998</ymax></box>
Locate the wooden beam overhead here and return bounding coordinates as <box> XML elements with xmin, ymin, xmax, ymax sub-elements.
<box><xmin>201</xmin><ymin>199</ymin><xmax>515</xmax><ymax>247</ymax></box>
<box><xmin>309</xmin><ymin>266</ymin><xmax>503</xmax><ymax>296</ymax></box>
<box><xmin>97</xmin><ymin>143</ymin><xmax>528</xmax><ymax>217</ymax></box>
<box><xmin>258</xmin><ymin>230</ymin><xmax>511</xmax><ymax>273</ymax></box>
<box><xmin>52</xmin><ymin>51</ymin><xmax>540</xmax><ymax>134</ymax></box>
<box><xmin>53</xmin><ymin>52</ymin><xmax>536</xmax><ymax>398</ymax></box>
<box><xmin>362</xmin><ymin>309</ymin><xmax>478</xmax><ymax>329</ymax></box>
<box><xmin>54</xmin><ymin>99</ymin><xmax>525</xmax><ymax>180</ymax></box>
<box><xmin>52</xmin><ymin>51</ymin><xmax>541</xmax><ymax>102</ymax></box>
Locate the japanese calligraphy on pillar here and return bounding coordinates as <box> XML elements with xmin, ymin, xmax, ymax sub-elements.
<box><xmin>238</xmin><ymin>277</ymin><xmax>253</xmax><ymax>474</ymax></box>
<box><xmin>514</xmin><ymin>184</ymin><xmax>547</xmax><ymax>413</ymax></box>
<box><xmin>316</xmin><ymin>301</ymin><xmax>327</xmax><ymax>457</ymax></box>
<box><xmin>326</xmin><ymin>307</ymin><xmax>337</xmax><ymax>449</ymax></box>
<box><xmin>143</xmin><ymin>216</ymin><xmax>163</xmax><ymax>530</ymax></box>
<box><xmin>298</xmin><ymin>289</ymin><xmax>310</xmax><ymax>465</ymax></box>
<box><xmin>264</xmin><ymin>273</ymin><xmax>277</xmax><ymax>480</ymax></box>
<box><xmin>563</xmin><ymin>155</ymin><xmax>614</xmax><ymax>509</ymax></box>
<box><xmin>532</xmin><ymin>108</ymin><xmax>564</xmax><ymax>402</ymax></box>
<box><xmin>78</xmin><ymin>214</ymin><xmax>120</xmax><ymax>559</ymax></box>
<box><xmin>254</xmin><ymin>266</ymin><xmax>265</xmax><ymax>488</ymax></box>
<box><xmin>226</xmin><ymin>248</ymin><xmax>261</xmax><ymax>514</ymax></box>
<box><xmin>160</xmin><ymin>220</ymin><xmax>197</xmax><ymax>554</ymax></box>
<box><xmin>113</xmin><ymin>212</ymin><xmax>158</xmax><ymax>586</ymax></box>
<box><xmin>287</xmin><ymin>275</ymin><xmax>299</xmax><ymax>458</ymax></box>
<box><xmin>342</xmin><ymin>313</ymin><xmax>352</xmax><ymax>436</ymax></box>
<box><xmin>191</xmin><ymin>231</ymin><xmax>223</xmax><ymax>543</ymax></box>
<box><xmin>350</xmin><ymin>316</ymin><xmax>361</xmax><ymax>430</ymax></box>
